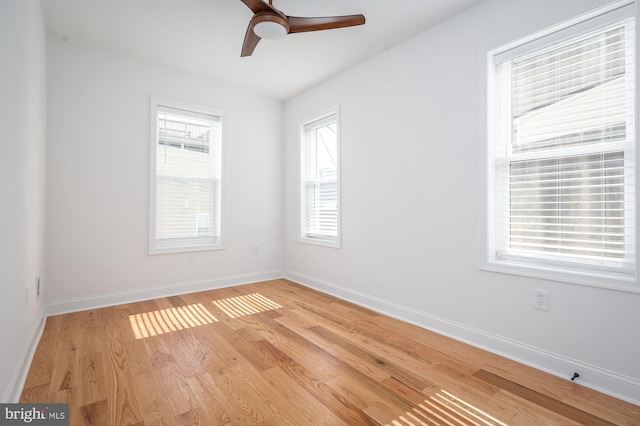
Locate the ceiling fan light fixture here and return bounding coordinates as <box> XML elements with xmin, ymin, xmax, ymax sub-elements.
<box><xmin>250</xmin><ymin>13</ymin><xmax>289</xmax><ymax>40</ymax></box>
<box><xmin>239</xmin><ymin>0</ymin><xmax>365</xmax><ymax>56</ymax></box>
<box><xmin>253</xmin><ymin>20</ymin><xmax>288</xmax><ymax>39</ymax></box>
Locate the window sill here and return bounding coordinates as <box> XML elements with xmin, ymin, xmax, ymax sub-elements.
<box><xmin>481</xmin><ymin>259</ymin><xmax>640</xmax><ymax>294</ymax></box>
<box><xmin>299</xmin><ymin>236</ymin><xmax>341</xmax><ymax>249</ymax></box>
<box><xmin>149</xmin><ymin>244</ymin><xmax>225</xmax><ymax>256</ymax></box>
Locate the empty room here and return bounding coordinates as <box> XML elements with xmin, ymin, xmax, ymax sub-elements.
<box><xmin>2</xmin><ymin>0</ymin><xmax>640</xmax><ymax>424</ymax></box>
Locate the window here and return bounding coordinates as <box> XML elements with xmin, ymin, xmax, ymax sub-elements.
<box><xmin>486</xmin><ymin>3</ymin><xmax>636</xmax><ymax>284</ymax></box>
<box><xmin>300</xmin><ymin>110</ymin><xmax>340</xmax><ymax>247</ymax></box>
<box><xmin>150</xmin><ymin>97</ymin><xmax>223</xmax><ymax>254</ymax></box>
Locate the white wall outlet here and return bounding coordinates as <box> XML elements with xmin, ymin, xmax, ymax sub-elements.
<box><xmin>534</xmin><ymin>289</ymin><xmax>550</xmax><ymax>311</ymax></box>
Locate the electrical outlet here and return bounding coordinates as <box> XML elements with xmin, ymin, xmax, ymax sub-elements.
<box><xmin>534</xmin><ymin>289</ymin><xmax>550</xmax><ymax>311</ymax></box>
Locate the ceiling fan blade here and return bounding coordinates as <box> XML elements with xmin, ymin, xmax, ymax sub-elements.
<box><xmin>239</xmin><ymin>0</ymin><xmax>276</xmax><ymax>14</ymax></box>
<box><xmin>287</xmin><ymin>14</ymin><xmax>365</xmax><ymax>33</ymax></box>
<box><xmin>241</xmin><ymin>24</ymin><xmax>261</xmax><ymax>57</ymax></box>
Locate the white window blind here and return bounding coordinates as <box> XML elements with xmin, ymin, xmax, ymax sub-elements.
<box><xmin>491</xmin><ymin>5</ymin><xmax>636</xmax><ymax>279</ymax></box>
<box><xmin>301</xmin><ymin>112</ymin><xmax>340</xmax><ymax>245</ymax></box>
<box><xmin>150</xmin><ymin>100</ymin><xmax>222</xmax><ymax>253</ymax></box>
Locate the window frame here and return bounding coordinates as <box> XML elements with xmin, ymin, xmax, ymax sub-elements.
<box><xmin>149</xmin><ymin>96</ymin><xmax>225</xmax><ymax>255</ymax></box>
<box><xmin>483</xmin><ymin>1</ymin><xmax>639</xmax><ymax>291</ymax></box>
<box><xmin>299</xmin><ymin>108</ymin><xmax>341</xmax><ymax>248</ymax></box>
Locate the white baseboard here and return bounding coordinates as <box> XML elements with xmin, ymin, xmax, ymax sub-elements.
<box><xmin>3</xmin><ymin>314</ymin><xmax>46</xmax><ymax>403</ymax></box>
<box><xmin>284</xmin><ymin>270</ymin><xmax>640</xmax><ymax>406</ymax></box>
<box><xmin>45</xmin><ymin>270</ymin><xmax>284</xmax><ymax>316</ymax></box>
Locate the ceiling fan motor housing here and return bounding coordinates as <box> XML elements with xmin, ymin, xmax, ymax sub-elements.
<box><xmin>251</xmin><ymin>12</ymin><xmax>290</xmax><ymax>39</ymax></box>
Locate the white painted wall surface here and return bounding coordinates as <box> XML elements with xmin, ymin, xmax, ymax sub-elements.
<box><xmin>284</xmin><ymin>0</ymin><xmax>640</xmax><ymax>403</ymax></box>
<box><xmin>45</xmin><ymin>37</ymin><xmax>284</xmax><ymax>312</ymax></box>
<box><xmin>0</xmin><ymin>0</ymin><xmax>47</xmax><ymax>401</ymax></box>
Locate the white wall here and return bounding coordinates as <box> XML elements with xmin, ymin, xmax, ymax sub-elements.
<box><xmin>0</xmin><ymin>0</ymin><xmax>47</xmax><ymax>401</ymax></box>
<box><xmin>284</xmin><ymin>0</ymin><xmax>640</xmax><ymax>404</ymax></box>
<box><xmin>45</xmin><ymin>37</ymin><xmax>284</xmax><ymax>313</ymax></box>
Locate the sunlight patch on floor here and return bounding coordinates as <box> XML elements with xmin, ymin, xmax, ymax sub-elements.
<box><xmin>212</xmin><ymin>293</ymin><xmax>282</xmax><ymax>318</ymax></box>
<box><xmin>129</xmin><ymin>303</ymin><xmax>218</xmax><ymax>339</ymax></box>
<box><xmin>387</xmin><ymin>389</ymin><xmax>508</xmax><ymax>426</ymax></box>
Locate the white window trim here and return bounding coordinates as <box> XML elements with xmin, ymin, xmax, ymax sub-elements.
<box><xmin>299</xmin><ymin>107</ymin><xmax>342</xmax><ymax>248</ymax></box>
<box><xmin>149</xmin><ymin>96</ymin><xmax>225</xmax><ymax>255</ymax></box>
<box><xmin>482</xmin><ymin>1</ymin><xmax>640</xmax><ymax>293</ymax></box>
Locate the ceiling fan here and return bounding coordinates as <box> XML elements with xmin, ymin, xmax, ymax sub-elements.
<box><xmin>239</xmin><ymin>0</ymin><xmax>365</xmax><ymax>57</ymax></box>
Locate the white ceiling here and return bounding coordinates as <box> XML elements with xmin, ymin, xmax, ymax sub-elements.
<box><xmin>40</xmin><ymin>0</ymin><xmax>485</xmax><ymax>100</ymax></box>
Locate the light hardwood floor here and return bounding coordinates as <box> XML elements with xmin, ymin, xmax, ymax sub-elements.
<box><xmin>20</xmin><ymin>279</ymin><xmax>640</xmax><ymax>425</ymax></box>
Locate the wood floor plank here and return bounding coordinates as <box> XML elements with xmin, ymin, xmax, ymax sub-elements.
<box><xmin>384</xmin><ymin>379</ymin><xmax>492</xmax><ymax>426</ymax></box>
<box><xmin>484</xmin><ymin>359</ymin><xmax>573</xmax><ymax>401</ymax></box>
<box><xmin>78</xmin><ymin>325</ymin><xmax>104</xmax><ymax>361</ymax></box>
<box><xmin>507</xmin><ymin>404</ymin><xmax>583</xmax><ymax>426</ymax></box>
<box><xmin>130</xmin><ymin>361</ymin><xmax>178</xmax><ymax>425</ymax></box>
<box><xmin>420</xmin><ymin>364</ymin><xmax>520</xmax><ymax>423</ymax></box>
<box><xmin>19</xmin><ymin>383</ymin><xmax>50</xmax><ymax>403</ymax></box>
<box><xmin>20</xmin><ymin>279</ymin><xmax>639</xmax><ymax>425</ymax></box>
<box><xmin>311</xmin><ymin>324</ymin><xmax>430</xmax><ymax>389</ymax></box>
<box><xmin>474</xmin><ymin>369</ymin><xmax>618</xmax><ymax>426</ymax></box>
<box><xmin>322</xmin><ymin>356</ymin><xmax>425</xmax><ymax>421</ymax></box>
<box><xmin>318</xmin><ymin>335</ymin><xmax>394</xmax><ymax>384</ymax></box>
<box><xmin>353</xmin><ymin>315</ymin><xmax>476</xmax><ymax>374</ymax></box>
<box><xmin>272</xmin><ymin>358</ymin><xmax>379</xmax><ymax>425</ymax></box>
<box><xmin>175</xmin><ymin>407</ymin><xmax>205</xmax><ymax>426</ymax></box>
<box><xmin>424</xmin><ymin>388</ymin><xmax>516</xmax><ymax>426</ymax></box>
<box><xmin>187</xmin><ymin>373</ymin><xmax>242</xmax><ymax>426</ymax></box>
<box><xmin>206</xmin><ymin>363</ymin><xmax>270</xmax><ymax>424</ymax></box>
<box><xmin>261</xmin><ymin>366</ymin><xmax>348</xmax><ymax>426</ymax></box>
<box><xmin>164</xmin><ymin>329</ymin><xmax>205</xmax><ymax>377</ymax></box>
<box><xmin>96</xmin><ymin>305</ymin><xmax>128</xmax><ymax>342</ymax></box>
<box><xmin>23</xmin><ymin>315</ymin><xmax>61</xmax><ymax>389</ymax></box>
<box><xmin>47</xmin><ymin>337</ymin><xmax>77</xmax><ymax>394</ymax></box>
<box><xmin>381</xmin><ymin>376</ymin><xmax>430</xmax><ymax>406</ymax></box>
<box><xmin>363</xmin><ymin>399</ymin><xmax>450</xmax><ymax>426</ymax></box>
<box><xmin>154</xmin><ymin>357</ymin><xmax>201</xmax><ymax>417</ymax></box>
<box><xmin>178</xmin><ymin>326</ymin><xmax>221</xmax><ymax>372</ymax></box>
<box><xmin>103</xmin><ymin>337</ymin><xmax>144</xmax><ymax>425</ymax></box>
<box><xmin>562</xmin><ymin>384</ymin><xmax>640</xmax><ymax>426</ymax></box>
<box><xmin>79</xmin><ymin>399</ymin><xmax>110</xmax><ymax>426</ymax></box>
<box><xmin>250</xmin><ymin>338</ymin><xmax>295</xmax><ymax>370</ymax></box>
<box><xmin>48</xmin><ymin>312</ymin><xmax>84</xmax><ymax>393</ymax></box>
<box><xmin>227</xmin><ymin>362</ymin><xmax>311</xmax><ymax>426</ymax></box>
<box><xmin>191</xmin><ymin>323</ymin><xmax>244</xmax><ymax>371</ymax></box>
<box><xmin>52</xmin><ymin>386</ymin><xmax>83</xmax><ymax>425</ymax></box>
<box><xmin>263</xmin><ymin>317</ymin><xmax>343</xmax><ymax>383</ymax></box>
<box><xmin>77</xmin><ymin>352</ymin><xmax>106</xmax><ymax>406</ymax></box>
<box><xmin>235</xmin><ymin>324</ymin><xmax>265</xmax><ymax>343</ymax></box>
<box><xmin>326</xmin><ymin>374</ymin><xmax>402</xmax><ymax>411</ymax></box>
